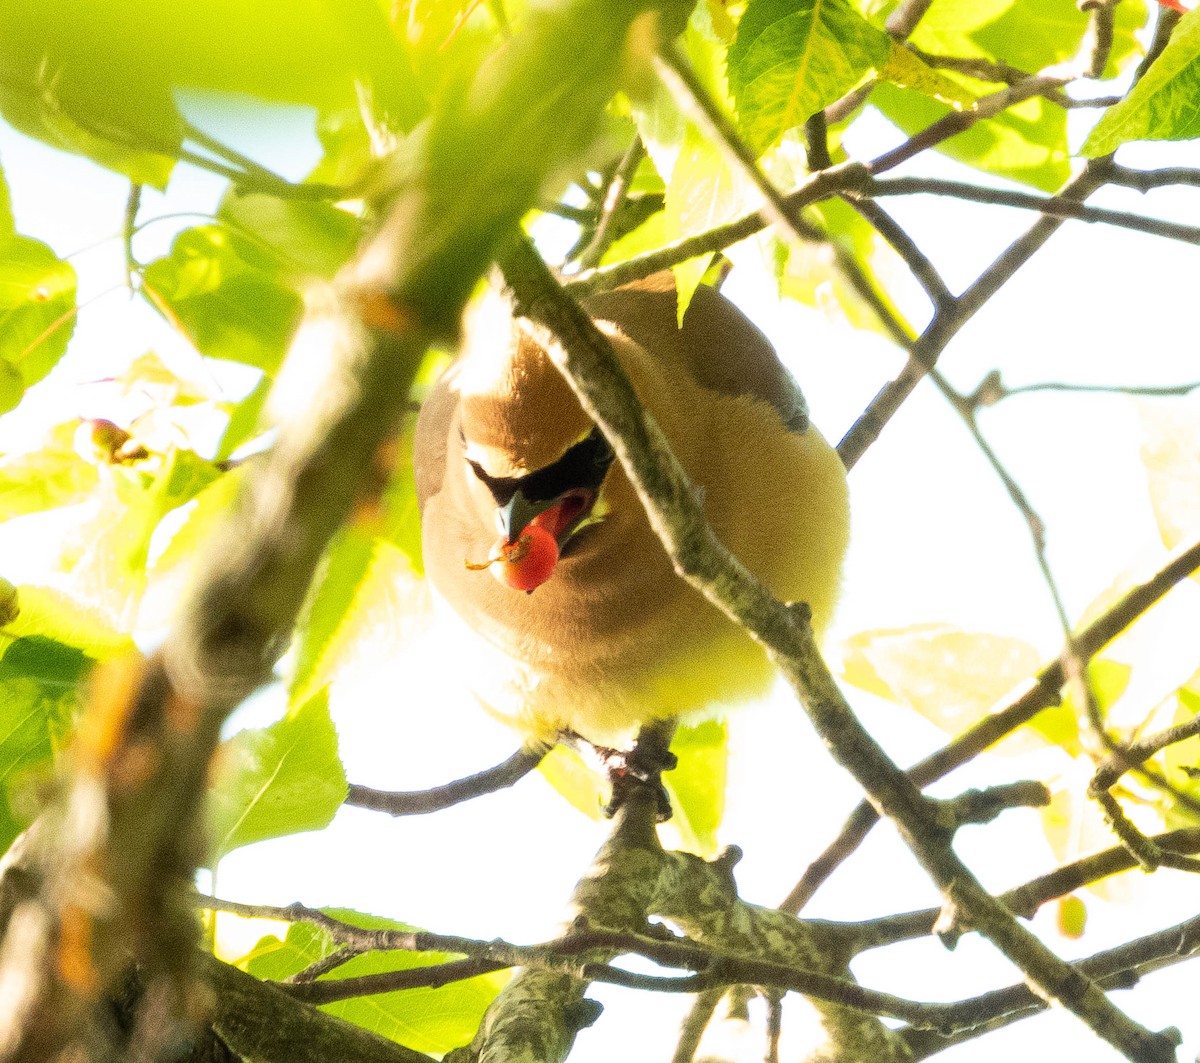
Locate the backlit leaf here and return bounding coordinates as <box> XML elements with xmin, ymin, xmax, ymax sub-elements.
<box><xmin>662</xmin><ymin>719</ymin><xmax>727</xmax><ymax>857</ymax></box>
<box><xmin>239</xmin><ymin>908</ymin><xmax>507</xmax><ymax>1055</ymax></box>
<box><xmin>206</xmin><ymin>688</ymin><xmax>347</xmax><ymax>862</ymax></box>
<box><xmin>728</xmin><ymin>0</ymin><xmax>891</xmax><ymax>154</ymax></box>
<box><xmin>217</xmin><ymin>193</ymin><xmax>361</xmax><ymax>281</ymax></box>
<box><xmin>841</xmin><ymin>624</ymin><xmax>1041</xmax><ymax>736</ymax></box>
<box><xmin>972</xmin><ymin>0</ymin><xmax>1147</xmax><ymax>79</ymax></box>
<box><xmin>0</xmin><ymin>0</ymin><xmax>424</xmax><ymax>185</ymax></box>
<box><xmin>878</xmin><ymin>43</ymin><xmax>976</xmax><ymax>108</ymax></box>
<box><xmin>0</xmin><ymin>633</ymin><xmax>104</xmax><ymax>851</ymax></box>
<box><xmin>1084</xmin><ymin>7</ymin><xmax>1200</xmax><ymax>155</ymax></box>
<box><xmin>0</xmin><ymin>235</ymin><xmax>77</xmax><ymax>410</ymax></box>
<box><xmin>0</xmin><ymin>422</ymin><xmax>97</xmax><ymax>522</ymax></box>
<box><xmin>142</xmin><ymin>225</ymin><xmax>303</xmax><ymax>374</ymax></box>
<box><xmin>1138</xmin><ymin>398</ymin><xmax>1200</xmax><ymax>554</ymax></box>
<box><xmin>872</xmin><ymin>81</ymin><xmax>1069</xmax><ymax>191</ymax></box>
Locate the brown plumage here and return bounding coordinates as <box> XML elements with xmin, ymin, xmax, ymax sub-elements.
<box><xmin>415</xmin><ymin>274</ymin><xmax>849</xmax><ymax>747</ymax></box>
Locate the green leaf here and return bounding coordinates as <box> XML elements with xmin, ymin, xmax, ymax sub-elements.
<box><xmin>871</xmin><ymin>80</ymin><xmax>1069</xmax><ymax>192</ymax></box>
<box><xmin>3</xmin><ymin>586</ymin><xmax>135</xmax><ymax>661</ymax></box>
<box><xmin>1084</xmin><ymin>7</ymin><xmax>1200</xmax><ymax>155</ymax></box>
<box><xmin>287</xmin><ymin>534</ymin><xmax>424</xmax><ymax>709</ymax></box>
<box><xmin>0</xmin><ymin>422</ymin><xmax>98</xmax><ymax>522</ymax></box>
<box><xmin>287</xmin><ymin>419</ymin><xmax>425</xmax><ymax>707</ymax></box>
<box><xmin>537</xmin><ymin>744</ymin><xmax>608</xmax><ymax>819</ymax></box>
<box><xmin>727</xmin><ymin>0</ymin><xmax>891</xmax><ymax>154</ymax></box>
<box><xmin>877</xmin><ymin>43</ymin><xmax>976</xmax><ymax>108</ymax></box>
<box><xmin>0</xmin><ymin>235</ymin><xmax>77</xmax><ymax>409</ymax></box>
<box><xmin>840</xmin><ymin>624</ymin><xmax>1042</xmax><ymax>736</ymax></box>
<box><xmin>654</xmin><ymin>30</ymin><xmax>752</xmax><ymax>315</ymax></box>
<box><xmin>905</xmin><ymin>0</ymin><xmax>1015</xmax><ymax>60</ymax></box>
<box><xmin>661</xmin><ymin>719</ymin><xmax>727</xmax><ymax>857</ymax></box>
<box><xmin>776</xmin><ymin>196</ymin><xmax>916</xmax><ymax>339</ymax></box>
<box><xmin>1138</xmin><ymin>398</ymin><xmax>1200</xmax><ymax>554</ymax></box>
<box><xmin>973</xmin><ymin>0</ymin><xmax>1147</xmax><ymax>82</ymax></box>
<box><xmin>0</xmin><ymin>54</ymin><xmax>178</xmax><ymax>188</ymax></box>
<box><xmin>142</xmin><ymin>225</ymin><xmax>303</xmax><ymax>374</ymax></box>
<box><xmin>1159</xmin><ymin>685</ymin><xmax>1200</xmax><ymax>829</ymax></box>
<box><xmin>1056</xmin><ymin>894</ymin><xmax>1087</xmax><ymax>939</ymax></box>
<box><xmin>217</xmin><ymin>193</ymin><xmax>361</xmax><ymax>281</ymax></box>
<box><xmin>216</xmin><ymin>377</ymin><xmax>271</xmax><ymax>462</ymax></box>
<box><xmin>1027</xmin><ymin>658</ymin><xmax>1131</xmax><ymax>758</ymax></box>
<box><xmin>206</xmin><ymin>689</ymin><xmax>347</xmax><ymax>863</ymax></box>
<box><xmin>0</xmin><ymin>0</ymin><xmax>424</xmax><ymax>185</ymax></box>
<box><xmin>239</xmin><ymin>908</ymin><xmax>507</xmax><ymax>1055</ymax></box>
<box><xmin>0</xmin><ymin>635</ymin><xmax>94</xmax><ymax>851</ymax></box>
<box><xmin>59</xmin><ymin>448</ymin><xmax>221</xmax><ymax>626</ymax></box>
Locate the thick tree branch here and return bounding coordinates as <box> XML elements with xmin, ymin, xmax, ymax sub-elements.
<box><xmin>201</xmin><ymin>953</ymin><xmax>434</xmax><ymax>1063</ymax></box>
<box><xmin>498</xmin><ymin>234</ymin><xmax>1177</xmax><ymax>1063</ymax></box>
<box><xmin>0</xmin><ymin>3</ymin><xmax>647</xmax><ymax>1059</ymax></box>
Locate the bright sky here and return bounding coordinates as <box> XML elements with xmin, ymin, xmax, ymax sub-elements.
<box><xmin>1</xmin><ymin>71</ymin><xmax>1200</xmax><ymax>1063</ymax></box>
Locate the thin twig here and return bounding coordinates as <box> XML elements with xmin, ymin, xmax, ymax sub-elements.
<box><xmin>853</xmin><ymin>827</ymin><xmax>1200</xmax><ymax>952</ymax></box>
<box><xmin>781</xmin><ymin>535</ymin><xmax>1200</xmax><ymax>913</ymax></box>
<box><xmin>671</xmin><ymin>989</ymin><xmax>724</xmax><ymax>1063</ymax></box>
<box><xmin>997</xmin><ymin>379</ymin><xmax>1200</xmax><ymax>401</ymax></box>
<box><xmin>575</xmin><ymin>135</ymin><xmax>645</xmax><ymax>271</ymax></box>
<box><xmin>283</xmin><ymin>946</ymin><xmax>363</xmax><ymax>985</ymax></box>
<box><xmin>652</xmin><ymin>41</ymin><xmax>825</xmax><ymax>247</ymax></box>
<box><xmin>1134</xmin><ymin>5</ymin><xmax>1183</xmax><ymax>84</ymax></box>
<box><xmin>1079</xmin><ymin>0</ymin><xmax>1118</xmax><ymax>79</ymax></box>
<box><xmin>344</xmin><ymin>744</ymin><xmax>548</xmax><ymax>816</ymax></box>
<box><xmin>565</xmin><ymin>162</ymin><xmax>869</xmax><ymax>295</ymax></box>
<box><xmin>867</xmin><ymin>76</ymin><xmax>1071</xmax><ymax>177</ymax></box>
<box><xmin>870</xmin><ymin>175</ymin><xmax>1200</xmax><ymax>246</ymax></box>
<box><xmin>885</xmin><ymin>0</ymin><xmax>936</xmax><ymax>39</ymax></box>
<box><xmin>1106</xmin><ymin>164</ymin><xmax>1200</xmax><ymax>192</ymax></box>
<box><xmin>842</xmin><ymin>195</ymin><xmax>954</xmax><ymax>311</ymax></box>
<box><xmin>901</xmin><ymin>915</ymin><xmax>1198</xmax><ymax>1060</ymax></box>
<box><xmin>123</xmin><ymin>183</ymin><xmax>142</xmax><ymax>291</ymax></box>
<box><xmin>837</xmin><ymin>161</ymin><xmax>1111</xmax><ymax>470</ymax></box>
<box><xmin>498</xmin><ymin>234</ymin><xmax>1176</xmax><ymax>1063</ymax></box>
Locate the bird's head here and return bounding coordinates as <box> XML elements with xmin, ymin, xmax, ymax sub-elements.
<box><xmin>453</xmin><ymin>305</ymin><xmax>615</xmax><ymax>592</ymax></box>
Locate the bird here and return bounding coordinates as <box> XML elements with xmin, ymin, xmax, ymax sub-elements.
<box><xmin>414</xmin><ymin>272</ymin><xmax>849</xmax><ymax>753</ymax></box>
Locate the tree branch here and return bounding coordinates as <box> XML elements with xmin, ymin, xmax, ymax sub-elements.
<box><xmin>782</xmin><ymin>535</ymin><xmax>1200</xmax><ymax>913</ymax></box>
<box><xmin>345</xmin><ymin>744</ymin><xmax>549</xmax><ymax>816</ymax></box>
<box><xmin>869</xmin><ymin>175</ymin><xmax>1200</xmax><ymax>246</ymax></box>
<box><xmin>851</xmin><ymin>828</ymin><xmax>1200</xmax><ymax>952</ymax></box>
<box><xmin>901</xmin><ymin>914</ymin><xmax>1198</xmax><ymax>1060</ymax></box>
<box><xmin>496</xmin><ymin>234</ymin><xmax>1177</xmax><ymax>1063</ymax></box>
<box><xmin>837</xmin><ymin>159</ymin><xmax>1113</xmax><ymax>470</ymax></box>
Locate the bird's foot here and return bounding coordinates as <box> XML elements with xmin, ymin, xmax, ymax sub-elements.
<box><xmin>559</xmin><ymin>730</ymin><xmax>677</xmax><ymax>821</ymax></box>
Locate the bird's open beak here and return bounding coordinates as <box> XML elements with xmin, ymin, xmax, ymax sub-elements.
<box><xmin>498</xmin><ymin>487</ymin><xmax>599</xmax><ymax>550</ymax></box>
<box><xmin>498</xmin><ymin>490</ymin><xmax>556</xmax><ymax>544</ymax></box>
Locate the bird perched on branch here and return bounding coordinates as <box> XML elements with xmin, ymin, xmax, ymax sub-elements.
<box><xmin>414</xmin><ymin>273</ymin><xmax>849</xmax><ymax>751</ymax></box>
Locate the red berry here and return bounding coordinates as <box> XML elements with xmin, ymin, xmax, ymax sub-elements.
<box><xmin>466</xmin><ymin>524</ymin><xmax>560</xmax><ymax>592</ymax></box>
<box><xmin>491</xmin><ymin>524</ymin><xmax>559</xmax><ymax>591</ymax></box>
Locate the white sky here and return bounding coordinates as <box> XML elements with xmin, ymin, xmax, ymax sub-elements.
<box><xmin>1</xmin><ymin>72</ymin><xmax>1200</xmax><ymax>1063</ymax></box>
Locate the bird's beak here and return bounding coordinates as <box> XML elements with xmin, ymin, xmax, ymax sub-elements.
<box><xmin>498</xmin><ymin>489</ymin><xmax>557</xmax><ymax>544</ymax></box>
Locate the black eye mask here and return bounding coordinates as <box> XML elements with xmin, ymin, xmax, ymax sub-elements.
<box><xmin>466</xmin><ymin>426</ymin><xmax>615</xmax><ymax>506</ymax></box>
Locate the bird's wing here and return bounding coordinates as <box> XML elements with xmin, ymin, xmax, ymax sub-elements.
<box><xmin>582</xmin><ymin>273</ymin><xmax>809</xmax><ymax>434</ymax></box>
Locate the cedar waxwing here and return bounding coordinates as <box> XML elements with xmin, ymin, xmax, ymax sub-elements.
<box><xmin>414</xmin><ymin>273</ymin><xmax>849</xmax><ymax>749</ymax></box>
